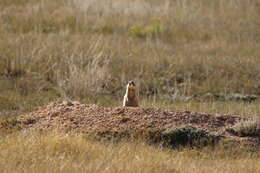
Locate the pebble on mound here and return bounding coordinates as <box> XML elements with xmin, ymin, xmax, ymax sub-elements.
<box><xmin>18</xmin><ymin>101</ymin><xmax>241</xmax><ymax>134</ymax></box>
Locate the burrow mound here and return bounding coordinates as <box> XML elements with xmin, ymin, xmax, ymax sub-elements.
<box><xmin>18</xmin><ymin>101</ymin><xmax>241</xmax><ymax>134</ymax></box>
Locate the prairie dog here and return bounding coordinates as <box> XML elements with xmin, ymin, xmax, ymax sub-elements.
<box><xmin>123</xmin><ymin>81</ymin><xmax>139</xmax><ymax>107</ymax></box>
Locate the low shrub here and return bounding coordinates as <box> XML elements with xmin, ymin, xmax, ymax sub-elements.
<box><xmin>227</xmin><ymin>118</ymin><xmax>260</xmax><ymax>137</ymax></box>
<box><xmin>92</xmin><ymin>126</ymin><xmax>223</xmax><ymax>148</ymax></box>
<box><xmin>0</xmin><ymin>117</ymin><xmax>21</xmax><ymax>134</ymax></box>
<box><xmin>160</xmin><ymin>126</ymin><xmax>223</xmax><ymax>148</ymax></box>
<box><xmin>129</xmin><ymin>20</ymin><xmax>162</xmax><ymax>39</ymax></box>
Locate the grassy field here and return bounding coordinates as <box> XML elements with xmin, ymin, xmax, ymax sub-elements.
<box><xmin>0</xmin><ymin>0</ymin><xmax>259</xmax><ymax>114</ymax></box>
<box><xmin>0</xmin><ymin>133</ymin><xmax>259</xmax><ymax>173</ymax></box>
<box><xmin>0</xmin><ymin>0</ymin><xmax>260</xmax><ymax>172</ymax></box>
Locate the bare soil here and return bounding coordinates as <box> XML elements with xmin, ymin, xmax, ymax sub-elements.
<box><xmin>18</xmin><ymin>101</ymin><xmax>242</xmax><ymax>134</ymax></box>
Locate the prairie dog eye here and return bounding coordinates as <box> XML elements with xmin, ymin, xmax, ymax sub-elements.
<box><xmin>128</xmin><ymin>81</ymin><xmax>135</xmax><ymax>86</ymax></box>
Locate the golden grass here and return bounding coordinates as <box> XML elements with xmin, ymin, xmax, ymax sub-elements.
<box><xmin>0</xmin><ymin>1</ymin><xmax>260</xmax><ymax>171</ymax></box>
<box><xmin>0</xmin><ymin>133</ymin><xmax>259</xmax><ymax>173</ymax></box>
<box><xmin>0</xmin><ymin>0</ymin><xmax>259</xmax><ymax>101</ymax></box>
<box><xmin>142</xmin><ymin>99</ymin><xmax>260</xmax><ymax>117</ymax></box>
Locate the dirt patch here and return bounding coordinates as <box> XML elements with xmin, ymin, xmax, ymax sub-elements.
<box><xmin>18</xmin><ymin>101</ymin><xmax>242</xmax><ymax>134</ymax></box>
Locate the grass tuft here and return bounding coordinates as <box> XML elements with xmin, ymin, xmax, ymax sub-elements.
<box><xmin>228</xmin><ymin>118</ymin><xmax>260</xmax><ymax>137</ymax></box>
<box><xmin>161</xmin><ymin>126</ymin><xmax>222</xmax><ymax>148</ymax></box>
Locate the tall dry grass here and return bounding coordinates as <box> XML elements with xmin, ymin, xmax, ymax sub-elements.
<box><xmin>0</xmin><ymin>0</ymin><xmax>259</xmax><ymax>115</ymax></box>
<box><xmin>0</xmin><ymin>1</ymin><xmax>259</xmax><ymax>172</ymax></box>
<box><xmin>0</xmin><ymin>133</ymin><xmax>259</xmax><ymax>173</ymax></box>
<box><xmin>142</xmin><ymin>100</ymin><xmax>260</xmax><ymax>117</ymax></box>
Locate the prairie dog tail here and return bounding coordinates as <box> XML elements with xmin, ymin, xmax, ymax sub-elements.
<box><xmin>123</xmin><ymin>81</ymin><xmax>139</xmax><ymax>107</ymax></box>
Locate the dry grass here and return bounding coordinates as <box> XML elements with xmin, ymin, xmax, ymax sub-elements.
<box><xmin>0</xmin><ymin>0</ymin><xmax>259</xmax><ymax>117</ymax></box>
<box><xmin>230</xmin><ymin>117</ymin><xmax>260</xmax><ymax>137</ymax></box>
<box><xmin>0</xmin><ymin>1</ymin><xmax>260</xmax><ymax>171</ymax></box>
<box><xmin>0</xmin><ymin>0</ymin><xmax>259</xmax><ymax>98</ymax></box>
<box><xmin>142</xmin><ymin>99</ymin><xmax>260</xmax><ymax>117</ymax></box>
<box><xmin>0</xmin><ymin>133</ymin><xmax>259</xmax><ymax>173</ymax></box>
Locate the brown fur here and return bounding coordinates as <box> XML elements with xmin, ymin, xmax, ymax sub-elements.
<box><xmin>123</xmin><ymin>81</ymin><xmax>139</xmax><ymax>107</ymax></box>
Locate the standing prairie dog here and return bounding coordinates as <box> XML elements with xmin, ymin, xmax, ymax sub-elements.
<box><xmin>123</xmin><ymin>81</ymin><xmax>139</xmax><ymax>107</ymax></box>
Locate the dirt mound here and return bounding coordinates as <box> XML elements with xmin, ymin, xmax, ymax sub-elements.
<box><xmin>18</xmin><ymin>101</ymin><xmax>242</xmax><ymax>134</ymax></box>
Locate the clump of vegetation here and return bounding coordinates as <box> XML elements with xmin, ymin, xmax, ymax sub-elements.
<box><xmin>203</xmin><ymin>93</ymin><xmax>259</xmax><ymax>102</ymax></box>
<box><xmin>93</xmin><ymin>130</ymin><xmax>131</xmax><ymax>143</ymax></box>
<box><xmin>90</xmin><ymin>127</ymin><xmax>222</xmax><ymax>148</ymax></box>
<box><xmin>160</xmin><ymin>126</ymin><xmax>223</xmax><ymax>148</ymax></box>
<box><xmin>0</xmin><ymin>116</ymin><xmax>37</xmax><ymax>135</ymax></box>
<box><xmin>227</xmin><ymin>118</ymin><xmax>260</xmax><ymax>137</ymax></box>
<box><xmin>0</xmin><ymin>117</ymin><xmax>21</xmax><ymax>134</ymax></box>
<box><xmin>129</xmin><ymin>20</ymin><xmax>162</xmax><ymax>39</ymax></box>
